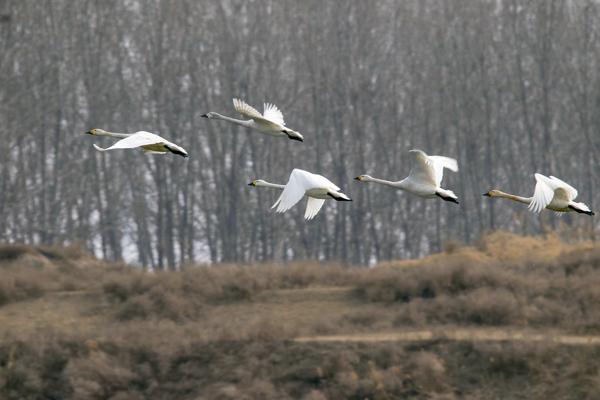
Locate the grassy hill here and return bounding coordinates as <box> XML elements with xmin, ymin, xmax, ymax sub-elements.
<box><xmin>1</xmin><ymin>232</ymin><xmax>600</xmax><ymax>399</ymax></box>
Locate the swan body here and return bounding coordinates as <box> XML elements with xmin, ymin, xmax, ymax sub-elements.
<box><xmin>355</xmin><ymin>149</ymin><xmax>459</xmax><ymax>203</ymax></box>
<box><xmin>484</xmin><ymin>173</ymin><xmax>594</xmax><ymax>215</ymax></box>
<box><xmin>85</xmin><ymin>128</ymin><xmax>188</xmax><ymax>157</ymax></box>
<box><xmin>249</xmin><ymin>169</ymin><xmax>351</xmax><ymax>220</ymax></box>
<box><xmin>201</xmin><ymin>99</ymin><xmax>304</xmax><ymax>142</ymax></box>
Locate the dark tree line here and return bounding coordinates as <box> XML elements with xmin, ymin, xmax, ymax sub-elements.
<box><xmin>0</xmin><ymin>0</ymin><xmax>598</xmax><ymax>268</ymax></box>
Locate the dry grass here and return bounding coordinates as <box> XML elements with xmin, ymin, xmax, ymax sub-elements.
<box><xmin>1</xmin><ymin>232</ymin><xmax>600</xmax><ymax>399</ymax></box>
<box><xmin>358</xmin><ymin>232</ymin><xmax>600</xmax><ymax>332</ymax></box>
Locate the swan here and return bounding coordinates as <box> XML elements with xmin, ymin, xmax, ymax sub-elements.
<box><xmin>249</xmin><ymin>169</ymin><xmax>351</xmax><ymax>220</ymax></box>
<box><xmin>483</xmin><ymin>173</ymin><xmax>594</xmax><ymax>215</ymax></box>
<box><xmin>201</xmin><ymin>99</ymin><xmax>304</xmax><ymax>142</ymax></box>
<box><xmin>355</xmin><ymin>149</ymin><xmax>459</xmax><ymax>203</ymax></box>
<box><xmin>85</xmin><ymin>129</ymin><xmax>188</xmax><ymax>157</ymax></box>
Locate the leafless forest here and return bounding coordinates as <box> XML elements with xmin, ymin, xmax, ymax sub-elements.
<box><xmin>0</xmin><ymin>1</ymin><xmax>598</xmax><ymax>269</ymax></box>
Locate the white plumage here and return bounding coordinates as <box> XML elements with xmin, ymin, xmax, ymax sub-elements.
<box><xmin>355</xmin><ymin>149</ymin><xmax>459</xmax><ymax>203</ymax></box>
<box><xmin>86</xmin><ymin>129</ymin><xmax>188</xmax><ymax>157</ymax></box>
<box><xmin>484</xmin><ymin>173</ymin><xmax>593</xmax><ymax>215</ymax></box>
<box><xmin>201</xmin><ymin>99</ymin><xmax>304</xmax><ymax>142</ymax></box>
<box><xmin>249</xmin><ymin>169</ymin><xmax>351</xmax><ymax>220</ymax></box>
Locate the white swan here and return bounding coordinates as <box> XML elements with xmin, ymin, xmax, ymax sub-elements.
<box><xmin>484</xmin><ymin>173</ymin><xmax>594</xmax><ymax>215</ymax></box>
<box><xmin>85</xmin><ymin>129</ymin><xmax>188</xmax><ymax>157</ymax></box>
<box><xmin>249</xmin><ymin>169</ymin><xmax>351</xmax><ymax>220</ymax></box>
<box><xmin>201</xmin><ymin>99</ymin><xmax>304</xmax><ymax>142</ymax></box>
<box><xmin>355</xmin><ymin>149</ymin><xmax>459</xmax><ymax>203</ymax></box>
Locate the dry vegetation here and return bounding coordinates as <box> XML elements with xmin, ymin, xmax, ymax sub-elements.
<box><xmin>1</xmin><ymin>232</ymin><xmax>600</xmax><ymax>399</ymax></box>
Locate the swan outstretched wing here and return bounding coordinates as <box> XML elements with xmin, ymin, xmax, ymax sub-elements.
<box><xmin>407</xmin><ymin>150</ymin><xmax>458</xmax><ymax>187</ymax></box>
<box><xmin>429</xmin><ymin>155</ymin><xmax>458</xmax><ymax>186</ymax></box>
<box><xmin>93</xmin><ymin>131</ymin><xmax>168</xmax><ymax>152</ymax></box>
<box><xmin>549</xmin><ymin>176</ymin><xmax>578</xmax><ymax>200</ymax></box>
<box><xmin>263</xmin><ymin>103</ymin><xmax>285</xmax><ymax>126</ymax></box>
<box><xmin>407</xmin><ymin>150</ymin><xmax>437</xmax><ymax>186</ymax></box>
<box><xmin>232</xmin><ymin>98</ymin><xmax>281</xmax><ymax>129</ymax></box>
<box><xmin>305</xmin><ymin>197</ymin><xmax>326</xmax><ymax>220</ymax></box>
<box><xmin>233</xmin><ymin>98</ymin><xmax>263</xmax><ymax>119</ymax></box>
<box><xmin>529</xmin><ymin>173</ymin><xmax>557</xmax><ymax>213</ymax></box>
<box><xmin>272</xmin><ymin>169</ymin><xmax>335</xmax><ymax>214</ymax></box>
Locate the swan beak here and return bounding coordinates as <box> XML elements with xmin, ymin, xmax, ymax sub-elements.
<box><xmin>201</xmin><ymin>114</ymin><xmax>208</xmax><ymax>118</ymax></box>
<box><xmin>84</xmin><ymin>130</ymin><xmax>93</xmax><ymax>135</ymax></box>
<box><xmin>482</xmin><ymin>192</ymin><xmax>490</xmax><ymax>197</ymax></box>
<box><xmin>248</xmin><ymin>181</ymin><xmax>255</xmax><ymax>186</ymax></box>
<box><xmin>288</xmin><ymin>135</ymin><xmax>303</xmax><ymax>142</ymax></box>
<box><xmin>354</xmin><ymin>176</ymin><xmax>361</xmax><ymax>181</ymax></box>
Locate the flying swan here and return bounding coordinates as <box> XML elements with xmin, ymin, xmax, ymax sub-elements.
<box><xmin>85</xmin><ymin>129</ymin><xmax>188</xmax><ymax>157</ymax></box>
<box><xmin>249</xmin><ymin>169</ymin><xmax>351</xmax><ymax>220</ymax></box>
<box><xmin>355</xmin><ymin>149</ymin><xmax>459</xmax><ymax>203</ymax></box>
<box><xmin>483</xmin><ymin>173</ymin><xmax>594</xmax><ymax>215</ymax></box>
<box><xmin>201</xmin><ymin>99</ymin><xmax>304</xmax><ymax>142</ymax></box>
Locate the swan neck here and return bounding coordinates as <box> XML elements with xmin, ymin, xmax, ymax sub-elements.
<box><xmin>98</xmin><ymin>130</ymin><xmax>130</xmax><ymax>138</ymax></box>
<box><xmin>495</xmin><ymin>191</ymin><xmax>531</xmax><ymax>205</ymax></box>
<box><xmin>256</xmin><ymin>181</ymin><xmax>285</xmax><ymax>190</ymax></box>
<box><xmin>212</xmin><ymin>113</ymin><xmax>252</xmax><ymax>127</ymax></box>
<box><xmin>366</xmin><ymin>177</ymin><xmax>404</xmax><ymax>188</ymax></box>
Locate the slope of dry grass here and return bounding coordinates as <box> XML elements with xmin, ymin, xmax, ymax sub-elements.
<box><xmin>1</xmin><ymin>232</ymin><xmax>599</xmax><ymax>399</ymax></box>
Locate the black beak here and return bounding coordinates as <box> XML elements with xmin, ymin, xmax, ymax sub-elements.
<box><xmin>201</xmin><ymin>114</ymin><xmax>208</xmax><ymax>118</ymax></box>
<box><xmin>288</xmin><ymin>136</ymin><xmax>303</xmax><ymax>142</ymax></box>
<box><xmin>248</xmin><ymin>182</ymin><xmax>254</xmax><ymax>186</ymax></box>
<box><xmin>354</xmin><ymin>177</ymin><xmax>360</xmax><ymax>180</ymax></box>
<box><xmin>84</xmin><ymin>130</ymin><xmax>92</xmax><ymax>135</ymax></box>
<box><xmin>482</xmin><ymin>193</ymin><xmax>490</xmax><ymax>197</ymax></box>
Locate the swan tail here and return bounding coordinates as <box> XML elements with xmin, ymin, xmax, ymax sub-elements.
<box><xmin>436</xmin><ymin>188</ymin><xmax>459</xmax><ymax>204</ymax></box>
<box><xmin>327</xmin><ymin>191</ymin><xmax>352</xmax><ymax>202</ymax></box>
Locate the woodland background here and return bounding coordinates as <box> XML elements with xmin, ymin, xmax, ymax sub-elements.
<box><xmin>0</xmin><ymin>0</ymin><xmax>598</xmax><ymax>269</ymax></box>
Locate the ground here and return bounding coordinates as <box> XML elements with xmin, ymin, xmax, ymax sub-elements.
<box><xmin>1</xmin><ymin>232</ymin><xmax>600</xmax><ymax>399</ymax></box>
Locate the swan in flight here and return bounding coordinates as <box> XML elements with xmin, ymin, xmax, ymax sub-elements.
<box><xmin>201</xmin><ymin>99</ymin><xmax>304</xmax><ymax>142</ymax></box>
<box><xmin>484</xmin><ymin>173</ymin><xmax>594</xmax><ymax>215</ymax></box>
<box><xmin>249</xmin><ymin>169</ymin><xmax>351</xmax><ymax>220</ymax></box>
<box><xmin>85</xmin><ymin>129</ymin><xmax>188</xmax><ymax>157</ymax></box>
<box><xmin>355</xmin><ymin>149</ymin><xmax>459</xmax><ymax>203</ymax></box>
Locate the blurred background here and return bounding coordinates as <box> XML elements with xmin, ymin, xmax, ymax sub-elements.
<box><xmin>0</xmin><ymin>0</ymin><xmax>598</xmax><ymax>269</ymax></box>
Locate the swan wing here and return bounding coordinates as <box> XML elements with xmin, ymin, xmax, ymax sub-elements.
<box><xmin>272</xmin><ymin>169</ymin><xmax>337</xmax><ymax>214</ymax></box>
<box><xmin>233</xmin><ymin>98</ymin><xmax>281</xmax><ymax>129</ymax></box>
<box><xmin>429</xmin><ymin>155</ymin><xmax>458</xmax><ymax>186</ymax></box>
<box><xmin>271</xmin><ymin>169</ymin><xmax>312</xmax><ymax>213</ymax></box>
<box><xmin>263</xmin><ymin>103</ymin><xmax>285</xmax><ymax>126</ymax></box>
<box><xmin>529</xmin><ymin>173</ymin><xmax>556</xmax><ymax>213</ymax></box>
<box><xmin>304</xmin><ymin>197</ymin><xmax>326</xmax><ymax>220</ymax></box>
<box><xmin>549</xmin><ymin>176</ymin><xmax>578</xmax><ymax>200</ymax></box>
<box><xmin>407</xmin><ymin>149</ymin><xmax>437</xmax><ymax>186</ymax></box>
<box><xmin>93</xmin><ymin>131</ymin><xmax>168</xmax><ymax>151</ymax></box>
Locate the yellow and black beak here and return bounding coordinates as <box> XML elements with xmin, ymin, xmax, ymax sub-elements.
<box><xmin>248</xmin><ymin>181</ymin><xmax>255</xmax><ymax>186</ymax></box>
<box><xmin>354</xmin><ymin>176</ymin><xmax>361</xmax><ymax>181</ymax></box>
<box><xmin>482</xmin><ymin>192</ymin><xmax>491</xmax><ymax>197</ymax></box>
<box><xmin>85</xmin><ymin>130</ymin><xmax>93</xmax><ymax>135</ymax></box>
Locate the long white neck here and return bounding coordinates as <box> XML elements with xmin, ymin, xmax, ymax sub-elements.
<box><xmin>493</xmin><ymin>191</ymin><xmax>531</xmax><ymax>205</ymax></box>
<box><xmin>211</xmin><ymin>113</ymin><xmax>253</xmax><ymax>128</ymax></box>
<box><xmin>365</xmin><ymin>176</ymin><xmax>406</xmax><ymax>189</ymax></box>
<box><xmin>97</xmin><ymin>130</ymin><xmax>131</xmax><ymax>138</ymax></box>
<box><xmin>255</xmin><ymin>181</ymin><xmax>285</xmax><ymax>190</ymax></box>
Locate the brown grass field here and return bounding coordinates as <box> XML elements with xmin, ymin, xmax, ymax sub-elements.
<box><xmin>1</xmin><ymin>232</ymin><xmax>600</xmax><ymax>399</ymax></box>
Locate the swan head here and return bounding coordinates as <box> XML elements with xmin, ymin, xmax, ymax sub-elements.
<box><xmin>483</xmin><ymin>190</ymin><xmax>502</xmax><ymax>197</ymax></box>
<box><xmin>248</xmin><ymin>179</ymin><xmax>267</xmax><ymax>187</ymax></box>
<box><xmin>354</xmin><ymin>175</ymin><xmax>372</xmax><ymax>182</ymax></box>
<box><xmin>86</xmin><ymin>128</ymin><xmax>105</xmax><ymax>135</ymax></box>
<box><xmin>201</xmin><ymin>112</ymin><xmax>217</xmax><ymax>119</ymax></box>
